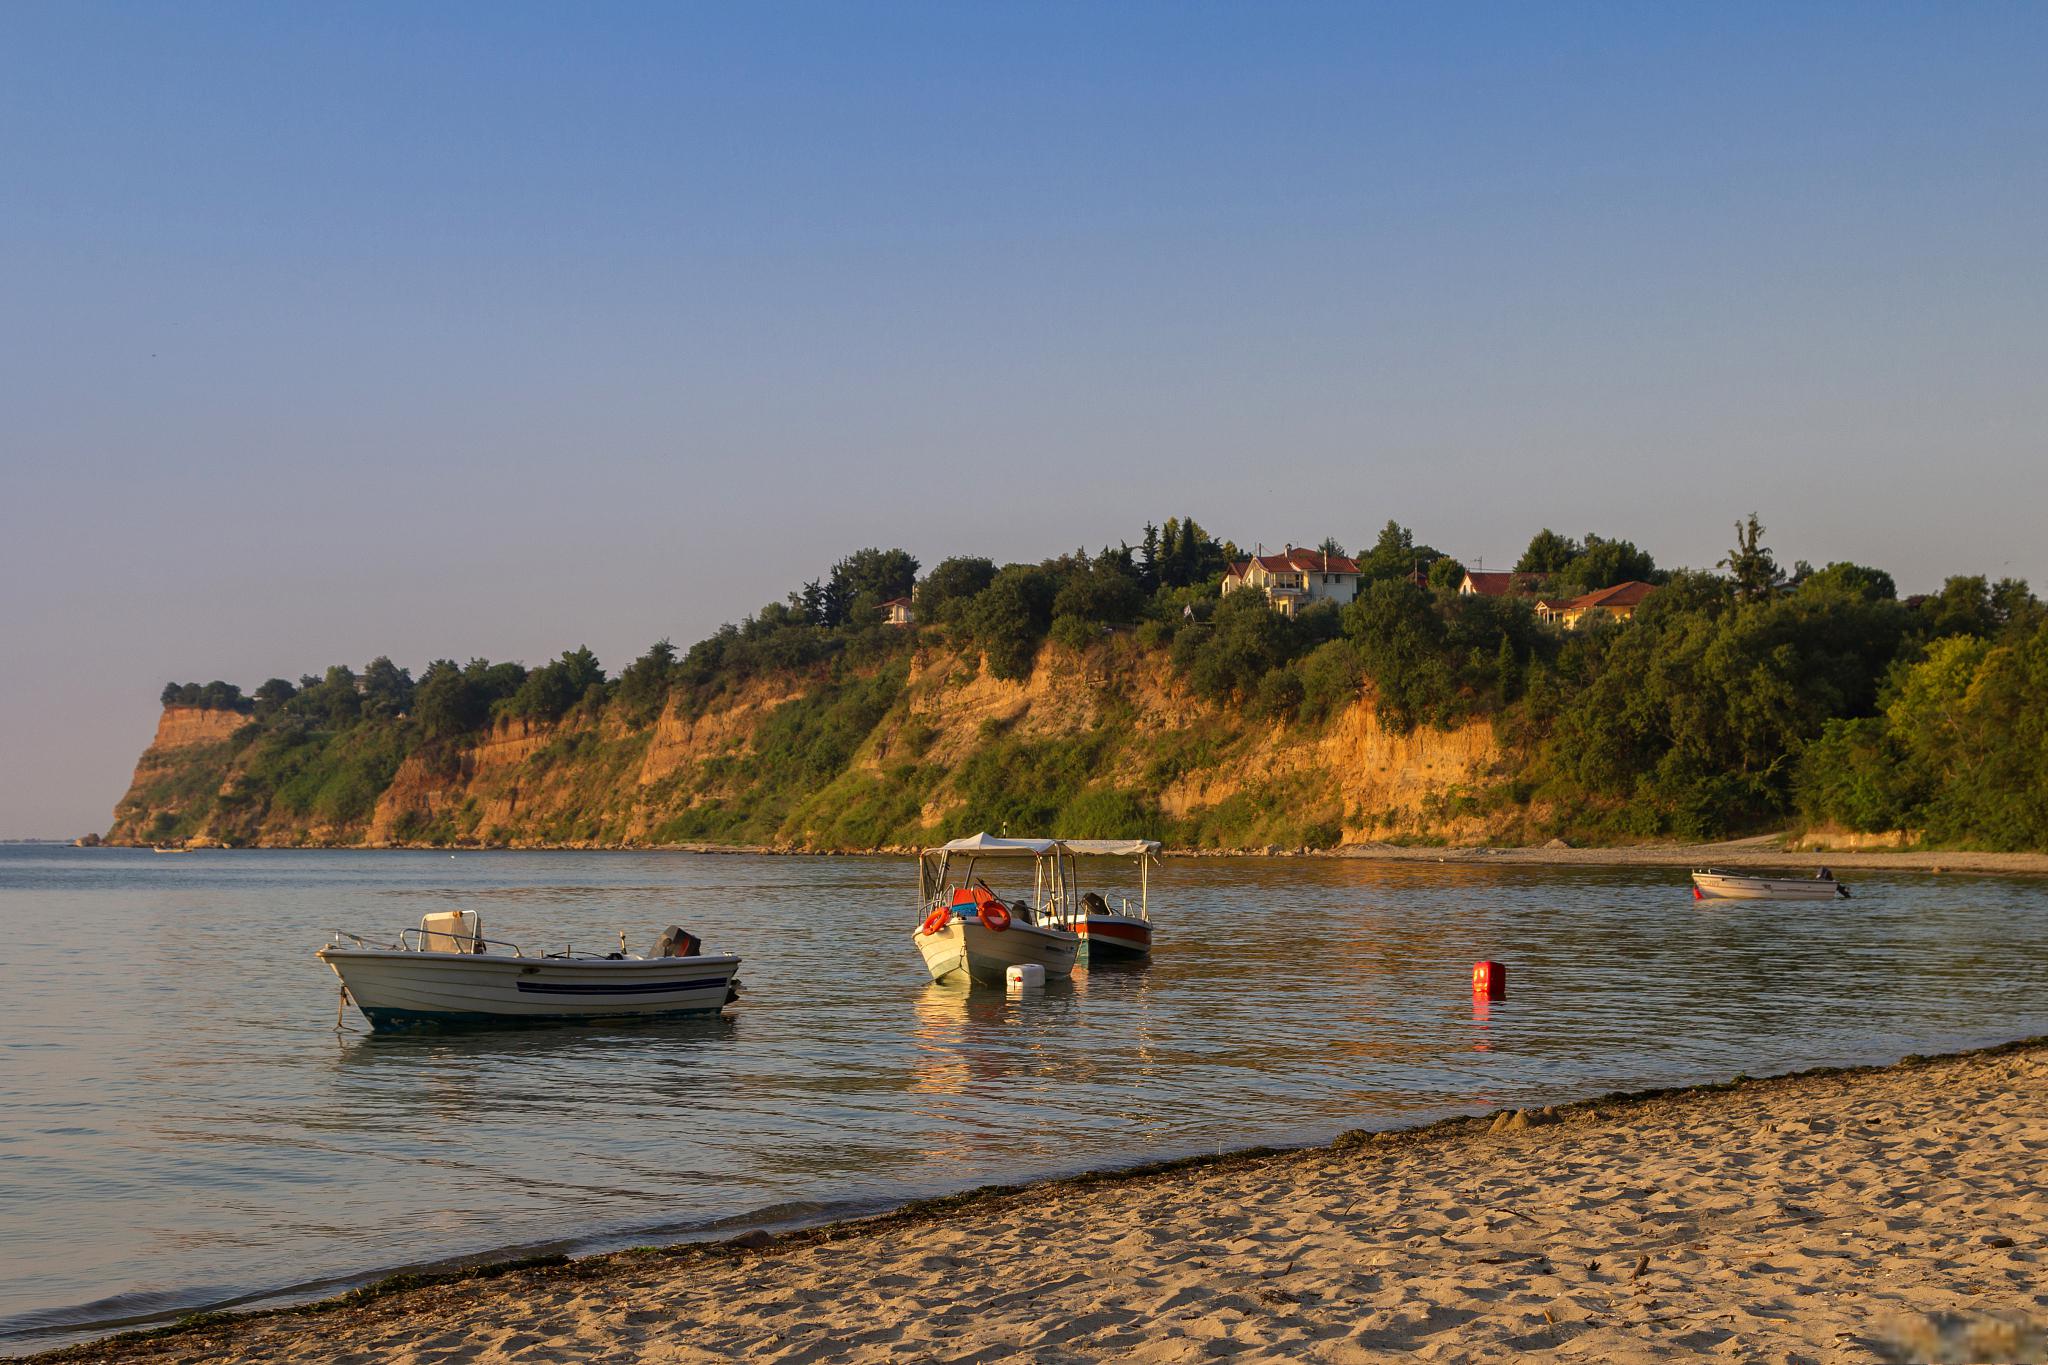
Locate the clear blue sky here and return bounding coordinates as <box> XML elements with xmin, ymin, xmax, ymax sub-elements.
<box><xmin>3</xmin><ymin>3</ymin><xmax>2045</xmax><ymax>835</ymax></box>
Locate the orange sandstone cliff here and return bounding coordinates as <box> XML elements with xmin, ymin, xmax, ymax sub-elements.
<box><xmin>106</xmin><ymin>639</ymin><xmax>1509</xmax><ymax>850</ymax></box>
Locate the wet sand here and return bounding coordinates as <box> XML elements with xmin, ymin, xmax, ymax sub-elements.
<box><xmin>43</xmin><ymin>1040</ymin><xmax>2047</xmax><ymax>1365</ymax></box>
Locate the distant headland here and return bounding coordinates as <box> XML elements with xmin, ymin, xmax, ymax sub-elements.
<box><xmin>103</xmin><ymin>516</ymin><xmax>2048</xmax><ymax>855</ymax></box>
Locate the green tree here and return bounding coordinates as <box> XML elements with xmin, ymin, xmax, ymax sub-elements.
<box><xmin>1172</xmin><ymin>589</ymin><xmax>1308</xmax><ymax>700</ymax></box>
<box><xmin>1917</xmin><ymin>575</ymin><xmax>1996</xmax><ymax>639</ymax></box>
<box><xmin>1296</xmin><ymin>639</ymin><xmax>1364</xmax><ymax>723</ymax></box>
<box><xmin>917</xmin><ymin>556</ymin><xmax>997</xmax><ymax>625</ymax></box>
<box><xmin>252</xmin><ymin>677</ymin><xmax>298</xmax><ymax>717</ymax></box>
<box><xmin>1051</xmin><ymin>554</ymin><xmax>1145</xmax><ymax>626</ymax></box>
<box><xmin>1794</xmin><ymin>716</ymin><xmax>1921</xmax><ymax>833</ymax></box>
<box><xmin>1796</xmin><ymin>562</ymin><xmax>1896</xmax><ymax>604</ymax></box>
<box><xmin>360</xmin><ymin>657</ymin><xmax>414</xmax><ymax>720</ymax></box>
<box><xmin>1991</xmin><ymin>578</ymin><xmax>2044</xmax><ymax>637</ymax></box>
<box><xmin>1156</xmin><ymin>516</ymin><xmax>1229</xmax><ymax>589</ymax></box>
<box><xmin>1720</xmin><ymin>513</ymin><xmax>1783</xmax><ymax>601</ymax></box>
<box><xmin>1427</xmin><ymin>557</ymin><xmax>1467</xmax><ymax>594</ymax></box>
<box><xmin>1559</xmin><ymin>534</ymin><xmax>1657</xmax><ymax>594</ymax></box>
<box><xmin>293</xmin><ymin>666</ymin><xmax>361</xmax><ymax>729</ymax></box>
<box><xmin>1516</xmin><ymin>529</ymin><xmax>1582</xmax><ymax>575</ymax></box>
<box><xmin>824</xmin><ymin>548</ymin><xmax>920</xmax><ymax>627</ymax></box>
<box><xmin>1343</xmin><ymin>578</ymin><xmax>1452</xmax><ymax>730</ymax></box>
<box><xmin>510</xmin><ymin>647</ymin><xmax>606</xmax><ymax>722</ymax></box>
<box><xmin>1356</xmin><ymin>520</ymin><xmax>1444</xmax><ymax>584</ymax></box>
<box><xmin>1137</xmin><ymin>523</ymin><xmax>1161</xmax><ymax>592</ymax></box>
<box><xmin>968</xmin><ymin>565</ymin><xmax>1059</xmax><ymax>680</ymax></box>
<box><xmin>615</xmin><ymin>639</ymin><xmax>679</xmax><ymax>725</ymax></box>
<box><xmin>414</xmin><ymin>659</ymin><xmax>483</xmax><ymax>741</ymax></box>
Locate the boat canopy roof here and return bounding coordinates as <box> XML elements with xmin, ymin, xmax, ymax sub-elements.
<box><xmin>1059</xmin><ymin>838</ymin><xmax>1161</xmax><ymax>857</ymax></box>
<box><xmin>922</xmin><ymin>832</ymin><xmax>1160</xmax><ymax>859</ymax></box>
<box><xmin>924</xmin><ymin>832</ymin><xmax>1061</xmax><ymax>858</ymax></box>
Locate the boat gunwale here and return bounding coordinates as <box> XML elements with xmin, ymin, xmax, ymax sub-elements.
<box><xmin>316</xmin><ymin>947</ymin><xmax>742</xmax><ymax>971</ymax></box>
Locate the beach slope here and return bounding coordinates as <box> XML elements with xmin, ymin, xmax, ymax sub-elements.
<box><xmin>47</xmin><ymin>1044</ymin><xmax>2048</xmax><ymax>1364</ymax></box>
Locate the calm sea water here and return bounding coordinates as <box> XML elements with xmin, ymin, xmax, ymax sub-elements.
<box><xmin>2</xmin><ymin>844</ymin><xmax>2045</xmax><ymax>1352</ymax></box>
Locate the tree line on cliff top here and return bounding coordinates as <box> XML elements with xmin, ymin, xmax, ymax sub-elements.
<box><xmin>157</xmin><ymin>514</ymin><xmax>2048</xmax><ymax>849</ymax></box>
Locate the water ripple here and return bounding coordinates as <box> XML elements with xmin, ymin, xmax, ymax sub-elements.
<box><xmin>0</xmin><ymin>845</ymin><xmax>2043</xmax><ymax>1352</ymax></box>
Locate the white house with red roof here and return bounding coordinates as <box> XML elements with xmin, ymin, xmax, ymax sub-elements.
<box><xmin>879</xmin><ymin>596</ymin><xmax>915</xmax><ymax>626</ymax></box>
<box><xmin>1220</xmin><ymin>545</ymin><xmax>1362</xmax><ymax>616</ymax></box>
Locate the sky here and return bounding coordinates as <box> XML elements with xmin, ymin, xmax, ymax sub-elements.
<box><xmin>3</xmin><ymin>2</ymin><xmax>2045</xmax><ymax>836</ymax></box>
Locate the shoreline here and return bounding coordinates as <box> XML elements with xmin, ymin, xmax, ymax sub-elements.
<box><xmin>83</xmin><ymin>837</ymin><xmax>2048</xmax><ymax>876</ymax></box>
<box><xmin>37</xmin><ymin>1036</ymin><xmax>2048</xmax><ymax>1363</ymax></box>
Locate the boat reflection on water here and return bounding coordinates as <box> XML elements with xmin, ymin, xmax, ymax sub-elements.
<box><xmin>335</xmin><ymin>1009</ymin><xmax>741</xmax><ymax>1064</ymax></box>
<box><xmin>323</xmin><ymin>1012</ymin><xmax>744</xmax><ymax>1130</ymax></box>
<box><xmin>907</xmin><ymin>978</ymin><xmax>1092</xmax><ymax>1089</ymax></box>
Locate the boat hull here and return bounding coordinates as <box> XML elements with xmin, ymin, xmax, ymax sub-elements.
<box><xmin>1068</xmin><ymin>913</ymin><xmax>1152</xmax><ymax>962</ymax></box>
<box><xmin>319</xmin><ymin>948</ymin><xmax>741</xmax><ymax>1031</ymax></box>
<box><xmin>1691</xmin><ymin>872</ymin><xmax>1848</xmax><ymax>901</ymax></box>
<box><xmin>913</xmin><ymin>916</ymin><xmax>1078</xmax><ymax>985</ymax></box>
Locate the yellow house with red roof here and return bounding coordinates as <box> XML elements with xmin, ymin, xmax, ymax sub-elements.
<box><xmin>1535</xmin><ymin>580</ymin><xmax>1657</xmax><ymax>629</ymax></box>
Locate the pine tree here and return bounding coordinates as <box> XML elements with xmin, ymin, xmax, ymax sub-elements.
<box><xmin>1720</xmin><ymin>513</ymin><xmax>1783</xmax><ymax>601</ymax></box>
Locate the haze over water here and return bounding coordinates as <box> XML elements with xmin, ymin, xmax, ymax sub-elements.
<box><xmin>2</xmin><ymin>845</ymin><xmax>2045</xmax><ymax>1353</ymax></box>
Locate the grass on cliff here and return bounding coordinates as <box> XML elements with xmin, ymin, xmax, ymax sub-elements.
<box><xmin>646</xmin><ymin>662</ymin><xmax>910</xmax><ymax>845</ymax></box>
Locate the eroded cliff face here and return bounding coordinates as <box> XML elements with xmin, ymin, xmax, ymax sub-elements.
<box><xmin>106</xmin><ymin>706</ymin><xmax>253</xmax><ymax>845</ymax></box>
<box><xmin>106</xmin><ymin>641</ymin><xmax>1508</xmax><ymax>849</ymax></box>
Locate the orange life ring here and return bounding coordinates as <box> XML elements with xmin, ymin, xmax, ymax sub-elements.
<box><xmin>920</xmin><ymin>907</ymin><xmax>952</xmax><ymax>936</ymax></box>
<box><xmin>978</xmin><ymin>901</ymin><xmax>1012</xmax><ymax>932</ymax></box>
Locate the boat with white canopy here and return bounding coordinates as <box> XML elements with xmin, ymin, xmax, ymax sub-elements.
<box><xmin>1044</xmin><ymin>837</ymin><xmax>1160</xmax><ymax>962</ymax></box>
<box><xmin>913</xmin><ymin>834</ymin><xmax>1081</xmax><ymax>986</ymax></box>
<box><xmin>319</xmin><ymin>912</ymin><xmax>741</xmax><ymax>1031</ymax></box>
<box><xmin>1691</xmin><ymin>868</ymin><xmax>1851</xmax><ymax>901</ymax></box>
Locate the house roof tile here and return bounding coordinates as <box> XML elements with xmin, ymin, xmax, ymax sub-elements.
<box><xmin>1554</xmin><ymin>580</ymin><xmax>1658</xmax><ymax>611</ymax></box>
<box><xmin>1227</xmin><ymin>547</ymin><xmax>1360</xmax><ymax>577</ymax></box>
<box><xmin>1461</xmin><ymin>570</ymin><xmax>1549</xmax><ymax>596</ymax></box>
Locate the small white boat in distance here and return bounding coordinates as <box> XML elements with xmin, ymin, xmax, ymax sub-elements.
<box><xmin>1691</xmin><ymin>868</ymin><xmax>1851</xmax><ymax>901</ymax></box>
<box><xmin>914</xmin><ymin>834</ymin><xmax>1079</xmax><ymax>986</ymax></box>
<box><xmin>319</xmin><ymin>912</ymin><xmax>741</xmax><ymax>1031</ymax></box>
<box><xmin>1044</xmin><ymin>837</ymin><xmax>1160</xmax><ymax>962</ymax></box>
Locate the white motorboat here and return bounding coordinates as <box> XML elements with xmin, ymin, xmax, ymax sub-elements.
<box><xmin>1691</xmin><ymin>868</ymin><xmax>1851</xmax><ymax>901</ymax></box>
<box><xmin>913</xmin><ymin>834</ymin><xmax>1080</xmax><ymax>986</ymax></box>
<box><xmin>319</xmin><ymin>913</ymin><xmax>741</xmax><ymax>1031</ymax></box>
<box><xmin>1043</xmin><ymin>837</ymin><xmax>1160</xmax><ymax>962</ymax></box>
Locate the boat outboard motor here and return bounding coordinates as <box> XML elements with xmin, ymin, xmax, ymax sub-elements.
<box><xmin>650</xmin><ymin>925</ymin><xmax>702</xmax><ymax>958</ymax></box>
<box><xmin>1081</xmin><ymin>891</ymin><xmax>1109</xmax><ymax>916</ymax></box>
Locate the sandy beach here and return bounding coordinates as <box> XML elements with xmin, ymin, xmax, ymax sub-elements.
<box><xmin>43</xmin><ymin>1040</ymin><xmax>2046</xmax><ymax>1365</ymax></box>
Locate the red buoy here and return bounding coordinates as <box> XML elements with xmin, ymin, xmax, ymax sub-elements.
<box><xmin>1472</xmin><ymin>960</ymin><xmax>1506</xmax><ymax>1000</ymax></box>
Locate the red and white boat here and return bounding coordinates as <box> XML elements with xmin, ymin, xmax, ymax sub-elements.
<box><xmin>913</xmin><ymin>834</ymin><xmax>1080</xmax><ymax>986</ymax></box>
<box><xmin>1047</xmin><ymin>838</ymin><xmax>1160</xmax><ymax>963</ymax></box>
<box><xmin>912</xmin><ymin>833</ymin><xmax>1163</xmax><ymax>984</ymax></box>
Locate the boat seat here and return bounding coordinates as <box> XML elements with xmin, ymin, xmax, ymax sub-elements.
<box><xmin>419</xmin><ymin>910</ymin><xmax>481</xmax><ymax>954</ymax></box>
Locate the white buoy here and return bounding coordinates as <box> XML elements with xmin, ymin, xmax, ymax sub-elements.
<box><xmin>1005</xmin><ymin>963</ymin><xmax>1044</xmax><ymax>991</ymax></box>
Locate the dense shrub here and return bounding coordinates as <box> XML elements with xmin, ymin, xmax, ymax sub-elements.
<box><xmin>1174</xmin><ymin>590</ymin><xmax>1311</xmax><ymax>701</ymax></box>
